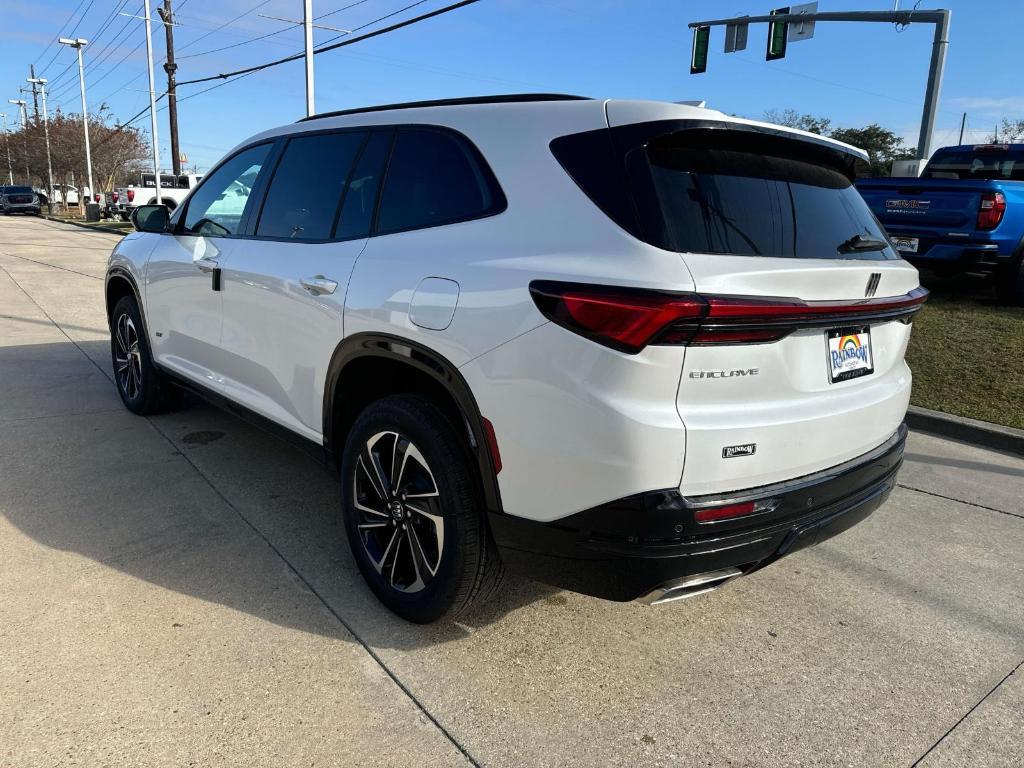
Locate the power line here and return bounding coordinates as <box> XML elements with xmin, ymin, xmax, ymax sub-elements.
<box><xmin>33</xmin><ymin>0</ymin><xmax>88</xmax><ymax>68</ymax></box>
<box><xmin>39</xmin><ymin>0</ymin><xmax>98</xmax><ymax>76</ymax></box>
<box><xmin>179</xmin><ymin>0</ymin><xmax>474</xmax><ymax>86</ymax></box>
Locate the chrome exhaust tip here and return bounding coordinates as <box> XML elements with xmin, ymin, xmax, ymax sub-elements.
<box><xmin>637</xmin><ymin>567</ymin><xmax>743</xmax><ymax>606</ymax></box>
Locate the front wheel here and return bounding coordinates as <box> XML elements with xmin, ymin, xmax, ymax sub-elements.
<box><xmin>339</xmin><ymin>395</ymin><xmax>502</xmax><ymax>623</ymax></box>
<box><xmin>109</xmin><ymin>295</ymin><xmax>180</xmax><ymax>414</ymax></box>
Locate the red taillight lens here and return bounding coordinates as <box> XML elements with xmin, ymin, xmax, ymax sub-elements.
<box><xmin>112</xmin><ymin>191</ymin><xmax>119</xmax><ymax>203</ymax></box>
<box><xmin>530</xmin><ymin>282</ymin><xmax>706</xmax><ymax>353</ymax></box>
<box><xmin>127</xmin><ymin>189</ymin><xmax>135</xmax><ymax>203</ymax></box>
<box><xmin>977</xmin><ymin>191</ymin><xmax>1006</xmax><ymax>230</ymax></box>
<box><xmin>530</xmin><ymin>281</ymin><xmax>929</xmax><ymax>353</ymax></box>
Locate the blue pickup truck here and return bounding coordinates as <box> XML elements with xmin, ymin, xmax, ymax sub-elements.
<box><xmin>857</xmin><ymin>143</ymin><xmax>1024</xmax><ymax>304</ymax></box>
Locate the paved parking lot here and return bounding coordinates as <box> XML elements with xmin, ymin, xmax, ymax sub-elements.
<box><xmin>1</xmin><ymin>215</ymin><xmax>1022</xmax><ymax>767</ymax></box>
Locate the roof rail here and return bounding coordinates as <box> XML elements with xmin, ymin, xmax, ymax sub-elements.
<box><xmin>298</xmin><ymin>93</ymin><xmax>591</xmax><ymax>122</ymax></box>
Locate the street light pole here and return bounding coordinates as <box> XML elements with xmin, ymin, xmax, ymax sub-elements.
<box><xmin>27</xmin><ymin>77</ymin><xmax>55</xmax><ymax>213</ymax></box>
<box><xmin>304</xmin><ymin>0</ymin><xmax>315</xmax><ymax>117</ymax></box>
<box><xmin>142</xmin><ymin>0</ymin><xmax>163</xmax><ymax>204</ymax></box>
<box><xmin>7</xmin><ymin>99</ymin><xmax>30</xmax><ymax>185</ymax></box>
<box><xmin>1</xmin><ymin>113</ymin><xmax>14</xmax><ymax>185</ymax></box>
<box><xmin>59</xmin><ymin>37</ymin><xmax>95</xmax><ymax>208</ymax></box>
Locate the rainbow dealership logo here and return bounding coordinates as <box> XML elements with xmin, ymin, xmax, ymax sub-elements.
<box><xmin>831</xmin><ymin>334</ymin><xmax>869</xmax><ymax>368</ymax></box>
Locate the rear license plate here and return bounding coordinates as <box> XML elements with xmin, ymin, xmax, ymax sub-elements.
<box><xmin>892</xmin><ymin>236</ymin><xmax>919</xmax><ymax>253</ymax></box>
<box><xmin>827</xmin><ymin>327</ymin><xmax>874</xmax><ymax>383</ymax></box>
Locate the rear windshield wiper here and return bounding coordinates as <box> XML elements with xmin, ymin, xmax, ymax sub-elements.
<box><xmin>837</xmin><ymin>234</ymin><xmax>889</xmax><ymax>254</ymax></box>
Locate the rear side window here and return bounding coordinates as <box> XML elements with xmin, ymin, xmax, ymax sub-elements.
<box><xmin>377</xmin><ymin>128</ymin><xmax>503</xmax><ymax>234</ymax></box>
<box><xmin>645</xmin><ymin>135</ymin><xmax>895</xmax><ymax>259</ymax></box>
<box><xmin>257</xmin><ymin>131</ymin><xmax>366</xmax><ymax>240</ymax></box>
<box><xmin>923</xmin><ymin>147</ymin><xmax>1024</xmax><ymax>181</ymax></box>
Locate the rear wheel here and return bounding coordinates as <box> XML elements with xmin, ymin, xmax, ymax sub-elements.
<box><xmin>110</xmin><ymin>295</ymin><xmax>181</xmax><ymax>414</ymax></box>
<box><xmin>340</xmin><ymin>394</ymin><xmax>502</xmax><ymax>623</ymax></box>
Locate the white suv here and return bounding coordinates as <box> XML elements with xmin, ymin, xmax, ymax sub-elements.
<box><xmin>105</xmin><ymin>95</ymin><xmax>926</xmax><ymax>622</ymax></box>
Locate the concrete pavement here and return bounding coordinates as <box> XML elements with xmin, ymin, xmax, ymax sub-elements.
<box><xmin>1</xmin><ymin>214</ymin><xmax>1021</xmax><ymax>767</ymax></box>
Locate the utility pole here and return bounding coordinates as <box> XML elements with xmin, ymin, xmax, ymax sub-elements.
<box><xmin>1</xmin><ymin>113</ymin><xmax>14</xmax><ymax>185</ymax></box>
<box><xmin>59</xmin><ymin>37</ymin><xmax>95</xmax><ymax>207</ymax></box>
<box><xmin>158</xmin><ymin>0</ymin><xmax>181</xmax><ymax>176</ymax></box>
<box><xmin>7</xmin><ymin>99</ymin><xmax>30</xmax><ymax>185</ymax></box>
<box><xmin>27</xmin><ymin>77</ymin><xmax>55</xmax><ymax>212</ymax></box>
<box><xmin>958</xmin><ymin>112</ymin><xmax>966</xmax><ymax>145</ymax></box>
<box><xmin>142</xmin><ymin>0</ymin><xmax>162</xmax><ymax>204</ymax></box>
<box><xmin>28</xmin><ymin>65</ymin><xmax>41</xmax><ymax>120</ymax></box>
<box><xmin>688</xmin><ymin>8</ymin><xmax>952</xmax><ymax>163</ymax></box>
<box><xmin>304</xmin><ymin>0</ymin><xmax>315</xmax><ymax>117</ymax></box>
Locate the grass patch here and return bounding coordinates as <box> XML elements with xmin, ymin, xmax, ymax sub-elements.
<box><xmin>906</xmin><ymin>274</ymin><xmax>1024</xmax><ymax>429</ymax></box>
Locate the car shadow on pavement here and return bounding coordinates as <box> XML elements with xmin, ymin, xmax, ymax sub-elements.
<box><xmin>0</xmin><ymin>340</ymin><xmax>557</xmax><ymax>651</ymax></box>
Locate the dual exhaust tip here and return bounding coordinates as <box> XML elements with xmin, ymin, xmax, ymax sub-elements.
<box><xmin>637</xmin><ymin>567</ymin><xmax>744</xmax><ymax>606</ymax></box>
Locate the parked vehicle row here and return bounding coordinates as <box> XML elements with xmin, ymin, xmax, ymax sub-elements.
<box><xmin>106</xmin><ymin>95</ymin><xmax>925</xmax><ymax>622</ymax></box>
<box><xmin>858</xmin><ymin>143</ymin><xmax>1024</xmax><ymax>305</ymax></box>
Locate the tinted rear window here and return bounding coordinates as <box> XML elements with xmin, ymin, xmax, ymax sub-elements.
<box><xmin>257</xmin><ymin>131</ymin><xmax>365</xmax><ymax>240</ymax></box>
<box><xmin>552</xmin><ymin>124</ymin><xmax>897</xmax><ymax>260</ymax></box>
<box><xmin>377</xmin><ymin>128</ymin><xmax>502</xmax><ymax>234</ymax></box>
<box><xmin>646</xmin><ymin>136</ymin><xmax>895</xmax><ymax>259</ymax></box>
<box><xmin>923</xmin><ymin>147</ymin><xmax>1024</xmax><ymax>181</ymax></box>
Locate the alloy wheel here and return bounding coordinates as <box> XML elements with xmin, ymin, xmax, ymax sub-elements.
<box><xmin>353</xmin><ymin>431</ymin><xmax>445</xmax><ymax>593</ymax></box>
<box><xmin>114</xmin><ymin>313</ymin><xmax>143</xmax><ymax>401</ymax></box>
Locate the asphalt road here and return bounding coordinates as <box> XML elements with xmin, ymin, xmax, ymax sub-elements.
<box><xmin>1</xmin><ymin>215</ymin><xmax>1022</xmax><ymax>767</ymax></box>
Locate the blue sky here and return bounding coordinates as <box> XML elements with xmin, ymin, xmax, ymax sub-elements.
<box><xmin>2</xmin><ymin>0</ymin><xmax>1021</xmax><ymax>171</ymax></box>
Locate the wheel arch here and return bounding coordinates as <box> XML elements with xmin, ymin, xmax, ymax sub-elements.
<box><xmin>324</xmin><ymin>334</ymin><xmax>503</xmax><ymax>515</ymax></box>
<box><xmin>105</xmin><ymin>268</ymin><xmax>142</xmax><ymax>328</ymax></box>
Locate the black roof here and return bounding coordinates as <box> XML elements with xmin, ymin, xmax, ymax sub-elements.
<box><xmin>298</xmin><ymin>93</ymin><xmax>590</xmax><ymax>123</ymax></box>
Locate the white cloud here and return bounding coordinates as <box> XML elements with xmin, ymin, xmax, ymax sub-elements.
<box><xmin>948</xmin><ymin>96</ymin><xmax>1024</xmax><ymax>115</ymax></box>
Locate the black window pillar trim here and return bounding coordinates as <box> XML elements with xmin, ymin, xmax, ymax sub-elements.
<box><xmin>323</xmin><ymin>333</ymin><xmax>504</xmax><ymax>516</ymax></box>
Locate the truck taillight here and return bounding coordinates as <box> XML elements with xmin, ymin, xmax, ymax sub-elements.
<box><xmin>112</xmin><ymin>191</ymin><xmax>119</xmax><ymax>203</ymax></box>
<box><xmin>977</xmin><ymin>191</ymin><xmax>1006</xmax><ymax>230</ymax></box>
<box><xmin>127</xmin><ymin>189</ymin><xmax>135</xmax><ymax>203</ymax></box>
<box><xmin>94</xmin><ymin>194</ymin><xmax>101</xmax><ymax>202</ymax></box>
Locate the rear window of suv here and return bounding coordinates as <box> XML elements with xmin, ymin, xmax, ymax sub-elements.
<box><xmin>552</xmin><ymin>124</ymin><xmax>898</xmax><ymax>260</ymax></box>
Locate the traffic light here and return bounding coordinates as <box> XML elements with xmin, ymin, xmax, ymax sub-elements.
<box><xmin>766</xmin><ymin>7</ymin><xmax>789</xmax><ymax>61</ymax></box>
<box><xmin>691</xmin><ymin>25</ymin><xmax>710</xmax><ymax>74</ymax></box>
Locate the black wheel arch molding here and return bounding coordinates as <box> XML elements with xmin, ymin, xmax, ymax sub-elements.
<box><xmin>105</xmin><ymin>266</ymin><xmax>150</xmax><ymax>336</ymax></box>
<box><xmin>323</xmin><ymin>332</ymin><xmax>504</xmax><ymax>517</ymax></box>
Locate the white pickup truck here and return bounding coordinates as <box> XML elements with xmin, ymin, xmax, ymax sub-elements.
<box><xmin>114</xmin><ymin>172</ymin><xmax>203</xmax><ymax>220</ymax></box>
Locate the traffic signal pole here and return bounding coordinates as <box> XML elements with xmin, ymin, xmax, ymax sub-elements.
<box><xmin>687</xmin><ymin>9</ymin><xmax>951</xmax><ymax>162</ymax></box>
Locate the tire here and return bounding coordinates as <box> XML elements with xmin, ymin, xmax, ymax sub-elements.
<box><xmin>340</xmin><ymin>394</ymin><xmax>503</xmax><ymax>623</ymax></box>
<box><xmin>109</xmin><ymin>295</ymin><xmax>180</xmax><ymax>415</ymax></box>
<box><xmin>995</xmin><ymin>257</ymin><xmax>1024</xmax><ymax>306</ymax></box>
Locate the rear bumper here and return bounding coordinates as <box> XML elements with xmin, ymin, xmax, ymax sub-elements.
<box><xmin>888</xmin><ymin>231</ymin><xmax>1018</xmax><ymax>271</ymax></box>
<box><xmin>490</xmin><ymin>423</ymin><xmax>907</xmax><ymax>602</ymax></box>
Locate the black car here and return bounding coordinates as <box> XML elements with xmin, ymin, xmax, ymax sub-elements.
<box><xmin>0</xmin><ymin>186</ymin><xmax>42</xmax><ymax>215</ymax></box>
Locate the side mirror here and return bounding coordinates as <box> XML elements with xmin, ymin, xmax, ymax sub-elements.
<box><xmin>131</xmin><ymin>204</ymin><xmax>171</xmax><ymax>233</ymax></box>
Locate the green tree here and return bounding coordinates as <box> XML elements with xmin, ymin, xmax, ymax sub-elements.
<box><xmin>762</xmin><ymin>108</ymin><xmax>832</xmax><ymax>135</ymax></box>
<box><xmin>989</xmin><ymin>118</ymin><xmax>1024</xmax><ymax>143</ymax></box>
<box><xmin>828</xmin><ymin>124</ymin><xmax>914</xmax><ymax>177</ymax></box>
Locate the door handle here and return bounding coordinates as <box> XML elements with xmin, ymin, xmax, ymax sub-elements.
<box><xmin>300</xmin><ymin>276</ymin><xmax>338</xmax><ymax>295</ymax></box>
<box><xmin>195</xmin><ymin>257</ymin><xmax>219</xmax><ymax>273</ymax></box>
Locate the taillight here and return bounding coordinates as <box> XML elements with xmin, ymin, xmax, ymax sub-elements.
<box><xmin>977</xmin><ymin>191</ymin><xmax>1006</xmax><ymax>230</ymax></box>
<box><xmin>530</xmin><ymin>281</ymin><xmax>929</xmax><ymax>353</ymax></box>
<box><xmin>693</xmin><ymin>498</ymin><xmax>779</xmax><ymax>524</ymax></box>
<box><xmin>94</xmin><ymin>194</ymin><xmax>101</xmax><ymax>202</ymax></box>
<box><xmin>112</xmin><ymin>191</ymin><xmax>119</xmax><ymax>203</ymax></box>
<box><xmin>127</xmin><ymin>189</ymin><xmax>135</xmax><ymax>203</ymax></box>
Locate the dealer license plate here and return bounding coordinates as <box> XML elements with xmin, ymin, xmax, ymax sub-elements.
<box><xmin>827</xmin><ymin>327</ymin><xmax>874</xmax><ymax>383</ymax></box>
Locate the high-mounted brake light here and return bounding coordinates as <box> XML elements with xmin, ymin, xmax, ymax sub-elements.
<box><xmin>977</xmin><ymin>191</ymin><xmax>1006</xmax><ymax>230</ymax></box>
<box><xmin>529</xmin><ymin>281</ymin><xmax>929</xmax><ymax>354</ymax></box>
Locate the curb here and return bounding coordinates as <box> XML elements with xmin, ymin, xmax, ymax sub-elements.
<box><xmin>42</xmin><ymin>214</ymin><xmax>129</xmax><ymax>237</ymax></box>
<box><xmin>906</xmin><ymin>405</ymin><xmax>1024</xmax><ymax>457</ymax></box>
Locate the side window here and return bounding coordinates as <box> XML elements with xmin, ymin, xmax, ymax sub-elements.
<box><xmin>377</xmin><ymin>129</ymin><xmax>499</xmax><ymax>234</ymax></box>
<box><xmin>182</xmin><ymin>143</ymin><xmax>272</xmax><ymax>236</ymax></box>
<box><xmin>256</xmin><ymin>131</ymin><xmax>365</xmax><ymax>240</ymax></box>
<box><xmin>336</xmin><ymin>130</ymin><xmax>392</xmax><ymax>240</ymax></box>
